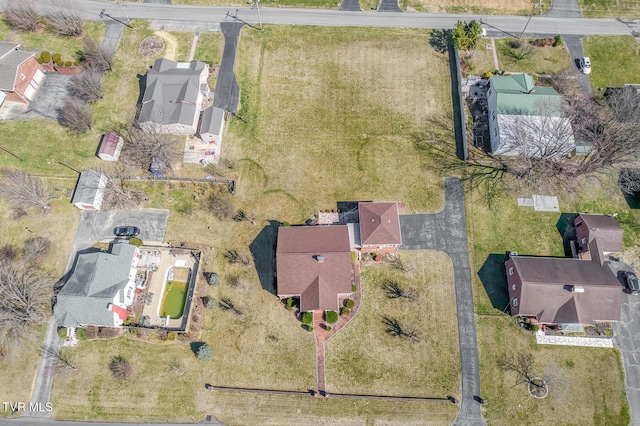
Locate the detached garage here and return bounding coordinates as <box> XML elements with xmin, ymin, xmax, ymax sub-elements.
<box><xmin>97</xmin><ymin>132</ymin><xmax>124</xmax><ymax>161</ymax></box>
<box><xmin>72</xmin><ymin>170</ymin><xmax>107</xmax><ymax>211</ymax></box>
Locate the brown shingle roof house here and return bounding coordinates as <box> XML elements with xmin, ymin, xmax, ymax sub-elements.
<box><xmin>505</xmin><ymin>255</ymin><xmax>622</xmax><ymax>326</ymax></box>
<box><xmin>575</xmin><ymin>213</ymin><xmax>623</xmax><ymax>257</ymax></box>
<box><xmin>276</xmin><ymin>225</ymin><xmax>352</xmax><ymax>312</ymax></box>
<box><xmin>358</xmin><ymin>202</ymin><xmax>402</xmax><ymax>254</ymax></box>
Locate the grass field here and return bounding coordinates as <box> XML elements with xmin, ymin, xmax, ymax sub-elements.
<box><xmin>402</xmin><ymin>0</ymin><xmax>544</xmax><ymax>14</ymax></box>
<box><xmin>584</xmin><ymin>36</ymin><xmax>640</xmax><ymax>91</ymax></box>
<box><xmin>0</xmin><ymin>327</ymin><xmax>46</xmax><ymax>416</ymax></box>
<box><xmin>478</xmin><ymin>316</ymin><xmax>629</xmax><ymax>426</ymax></box>
<box><xmin>495</xmin><ymin>38</ymin><xmax>572</xmax><ymax>75</ymax></box>
<box><xmin>580</xmin><ymin>0</ymin><xmax>640</xmax><ymax>17</ymax></box>
<box><xmin>326</xmin><ymin>251</ymin><xmax>460</xmax><ymax>399</ymax></box>
<box><xmin>173</xmin><ymin>0</ymin><xmax>340</xmax><ymax>7</ymax></box>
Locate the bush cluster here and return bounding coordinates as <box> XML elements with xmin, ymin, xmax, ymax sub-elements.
<box><xmin>325</xmin><ymin>310</ymin><xmax>338</xmax><ymax>324</ymax></box>
<box><xmin>341</xmin><ymin>307</ymin><xmax>351</xmax><ymax>316</ymax></box>
<box><xmin>344</xmin><ymin>299</ymin><xmax>355</xmax><ymax>309</ymax></box>
<box><xmin>301</xmin><ymin>311</ymin><xmax>313</xmax><ymax>325</ymax></box>
<box><xmin>533</xmin><ymin>38</ymin><xmax>556</xmax><ymax>47</ymax></box>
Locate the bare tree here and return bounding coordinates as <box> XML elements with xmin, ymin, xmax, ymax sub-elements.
<box><xmin>98</xmin><ymin>166</ymin><xmax>147</xmax><ymax>210</ymax></box>
<box><xmin>498</xmin><ymin>352</ymin><xmax>549</xmax><ymax>398</ymax></box>
<box><xmin>224</xmin><ymin>250</ymin><xmax>251</xmax><ymax>267</ymax></box>
<box><xmin>226</xmin><ymin>275</ymin><xmax>251</xmax><ymax>291</ymax></box>
<box><xmin>234</xmin><ymin>210</ymin><xmax>256</xmax><ymax>225</ymax></box>
<box><xmin>381</xmin><ymin>316</ymin><xmax>421</xmax><ymax>343</ymax></box>
<box><xmin>68</xmin><ymin>70</ymin><xmax>103</xmax><ymax>103</ymax></box>
<box><xmin>110</xmin><ymin>122</ymin><xmax>181</xmax><ymax>171</ymax></box>
<box><xmin>382</xmin><ymin>281</ymin><xmax>417</xmax><ymax>301</ymax></box>
<box><xmin>502</xmin><ymin>42</ymin><xmax>535</xmax><ymax>62</ymax></box>
<box><xmin>548</xmin><ymin>67</ymin><xmax>577</xmax><ymax>96</ymax></box>
<box><xmin>47</xmin><ymin>0</ymin><xmax>84</xmax><ymax>37</ymax></box>
<box><xmin>219</xmin><ymin>298</ymin><xmax>243</xmax><ymax>316</ymax></box>
<box><xmin>0</xmin><ymin>262</ymin><xmax>52</xmax><ymax>350</ymax></box>
<box><xmin>4</xmin><ymin>0</ymin><xmax>41</xmax><ymax>32</ymax></box>
<box><xmin>0</xmin><ymin>244</ymin><xmax>20</xmax><ymax>264</ymax></box>
<box><xmin>42</xmin><ymin>345</ymin><xmax>76</xmax><ymax>372</ymax></box>
<box><xmin>619</xmin><ymin>168</ymin><xmax>640</xmax><ymax>195</ymax></box>
<box><xmin>23</xmin><ymin>237</ymin><xmax>51</xmax><ymax>263</ymax></box>
<box><xmin>80</xmin><ymin>37</ymin><xmax>113</xmax><ymax>72</ymax></box>
<box><xmin>0</xmin><ymin>168</ymin><xmax>52</xmax><ymax>212</ymax></box>
<box><xmin>58</xmin><ymin>97</ymin><xmax>93</xmax><ymax>133</ymax></box>
<box><xmin>204</xmin><ymin>189</ymin><xmax>234</xmax><ymax>221</ymax></box>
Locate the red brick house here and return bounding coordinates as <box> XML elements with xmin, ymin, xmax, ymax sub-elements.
<box><xmin>505</xmin><ymin>254</ymin><xmax>622</xmax><ymax>327</ymax></box>
<box><xmin>575</xmin><ymin>214</ymin><xmax>623</xmax><ymax>259</ymax></box>
<box><xmin>358</xmin><ymin>202</ymin><xmax>402</xmax><ymax>254</ymax></box>
<box><xmin>0</xmin><ymin>42</ymin><xmax>45</xmax><ymax>104</ymax></box>
<box><xmin>276</xmin><ymin>225</ymin><xmax>352</xmax><ymax>312</ymax></box>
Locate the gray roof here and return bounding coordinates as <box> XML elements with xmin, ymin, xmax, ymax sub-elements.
<box><xmin>200</xmin><ymin>106</ymin><xmax>225</xmax><ymax>135</ymax></box>
<box><xmin>55</xmin><ymin>244</ymin><xmax>137</xmax><ymax>327</ymax></box>
<box><xmin>139</xmin><ymin>58</ymin><xmax>207</xmax><ymax>126</ymax></box>
<box><xmin>0</xmin><ymin>42</ymin><xmax>34</xmax><ymax>91</ymax></box>
<box><xmin>71</xmin><ymin>170</ymin><xmax>105</xmax><ymax>206</ymax></box>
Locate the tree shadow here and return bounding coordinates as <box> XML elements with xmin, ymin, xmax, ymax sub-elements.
<box><xmin>556</xmin><ymin>212</ymin><xmax>578</xmax><ymax>257</ymax></box>
<box><xmin>430</xmin><ymin>29</ymin><xmax>449</xmax><ymax>54</ymax></box>
<box><xmin>190</xmin><ymin>341</ymin><xmax>206</xmax><ymax>356</ymax></box>
<box><xmin>249</xmin><ymin>220</ymin><xmax>280</xmax><ymax>294</ymax></box>
<box><xmin>478</xmin><ymin>253</ymin><xmax>510</xmax><ymax>311</ymax></box>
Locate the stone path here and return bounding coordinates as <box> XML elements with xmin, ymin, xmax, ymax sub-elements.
<box><xmin>536</xmin><ymin>330</ymin><xmax>614</xmax><ymax>347</ymax></box>
<box><xmin>188</xmin><ymin>32</ymin><xmax>199</xmax><ymax>61</ymax></box>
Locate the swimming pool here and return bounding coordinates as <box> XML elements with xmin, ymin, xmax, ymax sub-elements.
<box><xmin>159</xmin><ymin>267</ymin><xmax>190</xmax><ymax>319</ymax></box>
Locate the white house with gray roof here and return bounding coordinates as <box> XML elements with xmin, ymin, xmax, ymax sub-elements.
<box><xmin>55</xmin><ymin>243</ymin><xmax>141</xmax><ymax>328</ymax></box>
<box><xmin>198</xmin><ymin>106</ymin><xmax>226</xmax><ymax>146</ymax></box>
<box><xmin>71</xmin><ymin>170</ymin><xmax>107</xmax><ymax>211</ymax></box>
<box><xmin>139</xmin><ymin>58</ymin><xmax>210</xmax><ymax>135</ymax></box>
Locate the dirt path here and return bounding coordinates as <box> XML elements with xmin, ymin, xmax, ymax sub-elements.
<box><xmin>155</xmin><ymin>30</ymin><xmax>178</xmax><ymax>60</ymax></box>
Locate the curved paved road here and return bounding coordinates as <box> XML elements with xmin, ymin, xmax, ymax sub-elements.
<box><xmin>400</xmin><ymin>178</ymin><xmax>484</xmax><ymax>426</ymax></box>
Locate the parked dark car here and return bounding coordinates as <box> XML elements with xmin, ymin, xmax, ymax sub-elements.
<box><xmin>113</xmin><ymin>226</ymin><xmax>140</xmax><ymax>237</ymax></box>
<box><xmin>624</xmin><ymin>271</ymin><xmax>640</xmax><ymax>295</ymax></box>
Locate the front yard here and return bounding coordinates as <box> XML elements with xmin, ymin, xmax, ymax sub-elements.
<box><xmin>325</xmin><ymin>251</ymin><xmax>460</xmax><ymax>400</ymax></box>
<box><xmin>584</xmin><ymin>36</ymin><xmax>640</xmax><ymax>92</ymax></box>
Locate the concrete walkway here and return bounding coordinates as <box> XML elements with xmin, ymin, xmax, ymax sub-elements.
<box><xmin>400</xmin><ymin>178</ymin><xmax>485</xmax><ymax>426</ymax></box>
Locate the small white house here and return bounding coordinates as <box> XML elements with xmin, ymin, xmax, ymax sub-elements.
<box><xmin>71</xmin><ymin>170</ymin><xmax>107</xmax><ymax>210</ymax></box>
<box><xmin>199</xmin><ymin>106</ymin><xmax>226</xmax><ymax>145</ymax></box>
<box><xmin>97</xmin><ymin>132</ymin><xmax>124</xmax><ymax>161</ymax></box>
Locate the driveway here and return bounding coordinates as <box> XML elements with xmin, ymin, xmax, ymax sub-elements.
<box><xmin>400</xmin><ymin>178</ymin><xmax>485</xmax><ymax>426</ymax></box>
<box><xmin>614</xmin><ymin>294</ymin><xmax>640</xmax><ymax>426</ymax></box>
<box><xmin>564</xmin><ymin>36</ymin><xmax>592</xmax><ymax>97</ymax></box>
<box><xmin>27</xmin><ymin>73</ymin><xmax>72</xmax><ymax>120</ymax></box>
<box><xmin>544</xmin><ymin>0</ymin><xmax>582</xmax><ymax>18</ymax></box>
<box><xmin>72</xmin><ymin>208</ymin><xmax>170</xmax><ymax>255</ymax></box>
<box><xmin>378</xmin><ymin>0</ymin><xmax>402</xmax><ymax>12</ymax></box>
<box><xmin>212</xmin><ymin>22</ymin><xmax>243</xmax><ymax>115</ymax></box>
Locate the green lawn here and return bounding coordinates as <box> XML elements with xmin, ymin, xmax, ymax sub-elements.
<box><xmin>173</xmin><ymin>0</ymin><xmax>340</xmax><ymax>7</ymax></box>
<box><xmin>326</xmin><ymin>251</ymin><xmax>460</xmax><ymax>400</ymax></box>
<box><xmin>580</xmin><ymin>0</ymin><xmax>640</xmax><ymax>17</ymax></box>
<box><xmin>495</xmin><ymin>38</ymin><xmax>572</xmax><ymax>75</ymax></box>
<box><xmin>478</xmin><ymin>316</ymin><xmax>629</xmax><ymax>426</ymax></box>
<box><xmin>402</xmin><ymin>0</ymin><xmax>546</xmax><ymax>14</ymax></box>
<box><xmin>584</xmin><ymin>36</ymin><xmax>640</xmax><ymax>91</ymax></box>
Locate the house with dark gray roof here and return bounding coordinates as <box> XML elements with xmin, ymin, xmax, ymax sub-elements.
<box><xmin>486</xmin><ymin>73</ymin><xmax>574</xmax><ymax>157</ymax></box>
<box><xmin>139</xmin><ymin>58</ymin><xmax>210</xmax><ymax>134</ymax></box>
<box><xmin>71</xmin><ymin>170</ymin><xmax>107</xmax><ymax>210</ymax></box>
<box><xmin>55</xmin><ymin>243</ymin><xmax>141</xmax><ymax>327</ymax></box>
<box><xmin>0</xmin><ymin>41</ymin><xmax>45</xmax><ymax>105</ymax></box>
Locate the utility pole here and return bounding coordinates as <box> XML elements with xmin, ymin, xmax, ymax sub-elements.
<box><xmin>116</xmin><ymin>0</ymin><xmax>132</xmax><ymax>26</ymax></box>
<box><xmin>99</xmin><ymin>9</ymin><xmax>133</xmax><ymax>29</ymax></box>
<box><xmin>256</xmin><ymin>0</ymin><xmax>263</xmax><ymax>30</ymax></box>
<box><xmin>519</xmin><ymin>0</ymin><xmax>542</xmax><ymax>39</ymax></box>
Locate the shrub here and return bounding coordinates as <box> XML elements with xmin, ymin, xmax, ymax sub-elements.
<box><xmin>533</xmin><ymin>38</ymin><xmax>555</xmax><ymax>47</ymax></box>
<box><xmin>326</xmin><ymin>326</ymin><xmax>332</xmax><ymax>331</ymax></box>
<box><xmin>350</xmin><ymin>251</ymin><xmax>358</xmax><ymax>263</ymax></box>
<box><xmin>286</xmin><ymin>297</ymin><xmax>296</xmax><ymax>309</ymax></box>
<box><xmin>325</xmin><ymin>310</ymin><xmax>338</xmax><ymax>324</ymax></box>
<box><xmin>340</xmin><ymin>307</ymin><xmax>350</xmax><ymax>316</ymax></box>
<box><xmin>167</xmin><ymin>332</ymin><xmax>177</xmax><ymax>340</ymax></box>
<box><xmin>344</xmin><ymin>299</ymin><xmax>355</xmax><ymax>309</ymax></box>
<box><xmin>195</xmin><ymin>343</ymin><xmax>212</xmax><ymax>361</ymax></box>
<box><xmin>52</xmin><ymin>52</ymin><xmax>61</xmax><ymax>62</ymax></box>
<box><xmin>553</xmin><ymin>34</ymin><xmax>563</xmax><ymax>47</ymax></box>
<box><xmin>128</xmin><ymin>237</ymin><xmax>143</xmax><ymax>247</ymax></box>
<box><xmin>73</xmin><ymin>60</ymin><xmax>80</xmax><ymax>66</ymax></box>
<box><xmin>351</xmin><ymin>284</ymin><xmax>357</xmax><ymax>292</ymax></box>
<box><xmin>57</xmin><ymin>327</ymin><xmax>67</xmax><ymax>339</ymax></box>
<box><xmin>41</xmin><ymin>51</ymin><xmax>51</xmax><ymax>63</ymax></box>
<box><xmin>508</xmin><ymin>39</ymin><xmax>522</xmax><ymax>49</ymax></box>
<box><xmin>109</xmin><ymin>355</ymin><xmax>133</xmax><ymax>379</ymax></box>
<box><xmin>303</xmin><ymin>324</ymin><xmax>313</xmax><ymax>332</ymax></box>
<box><xmin>75</xmin><ymin>328</ymin><xmax>86</xmax><ymax>340</ymax></box>
<box><xmin>98</xmin><ymin>327</ymin><xmax>119</xmax><ymax>339</ymax></box>
<box><xmin>123</xmin><ymin>318</ymin><xmax>132</xmax><ymax>326</ymax></box>
<box><xmin>64</xmin><ymin>60</ymin><xmax>72</xmax><ymax>67</ymax></box>
<box><xmin>54</xmin><ymin>58</ymin><xmax>64</xmax><ymax>67</ymax></box>
<box><xmin>482</xmin><ymin>71</ymin><xmax>493</xmax><ymax>79</ymax></box>
<box><xmin>85</xmin><ymin>326</ymin><xmax>98</xmax><ymax>339</ymax></box>
<box><xmin>281</xmin><ymin>221</ymin><xmax>291</xmax><ymax>227</ymax></box>
<box><xmin>302</xmin><ymin>311</ymin><xmax>313</xmax><ymax>325</ymax></box>
<box><xmin>36</xmin><ymin>56</ymin><xmax>44</xmax><ymax>64</ymax></box>
<box><xmin>158</xmin><ymin>329</ymin><xmax>168</xmax><ymax>340</ymax></box>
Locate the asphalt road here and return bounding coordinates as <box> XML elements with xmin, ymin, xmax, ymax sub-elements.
<box><xmin>614</xmin><ymin>294</ymin><xmax>640</xmax><ymax>426</ymax></box>
<box><xmin>15</xmin><ymin>1</ymin><xmax>631</xmax><ymax>37</ymax></box>
<box><xmin>400</xmin><ymin>178</ymin><xmax>484</xmax><ymax>426</ymax></box>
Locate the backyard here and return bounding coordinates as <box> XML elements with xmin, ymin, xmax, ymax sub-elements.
<box><xmin>325</xmin><ymin>251</ymin><xmax>460</xmax><ymax>400</ymax></box>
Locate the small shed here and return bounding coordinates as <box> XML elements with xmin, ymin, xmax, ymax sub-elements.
<box><xmin>97</xmin><ymin>132</ymin><xmax>124</xmax><ymax>161</ymax></box>
<box><xmin>199</xmin><ymin>106</ymin><xmax>226</xmax><ymax>145</ymax></box>
<box><xmin>71</xmin><ymin>170</ymin><xmax>107</xmax><ymax>210</ymax></box>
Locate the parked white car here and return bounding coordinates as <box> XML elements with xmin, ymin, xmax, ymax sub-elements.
<box><xmin>579</xmin><ymin>57</ymin><xmax>591</xmax><ymax>74</ymax></box>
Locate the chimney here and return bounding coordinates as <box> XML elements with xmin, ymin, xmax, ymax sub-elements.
<box><xmin>314</xmin><ymin>255</ymin><xmax>325</xmax><ymax>263</ymax></box>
